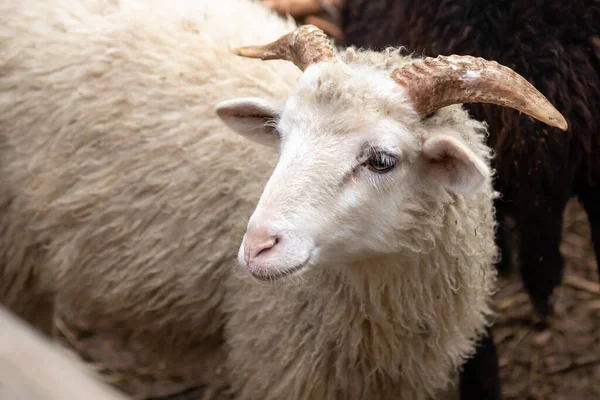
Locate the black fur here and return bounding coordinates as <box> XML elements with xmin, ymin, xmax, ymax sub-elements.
<box><xmin>460</xmin><ymin>326</ymin><xmax>501</xmax><ymax>400</ymax></box>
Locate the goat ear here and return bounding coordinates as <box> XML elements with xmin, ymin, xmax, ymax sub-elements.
<box><xmin>421</xmin><ymin>134</ymin><xmax>490</xmax><ymax>195</ymax></box>
<box><xmin>215</xmin><ymin>98</ymin><xmax>283</xmax><ymax>148</ymax></box>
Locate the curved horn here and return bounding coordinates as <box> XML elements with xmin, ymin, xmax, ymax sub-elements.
<box><xmin>233</xmin><ymin>25</ymin><xmax>336</xmax><ymax>71</ymax></box>
<box><xmin>391</xmin><ymin>55</ymin><xmax>568</xmax><ymax>131</ymax></box>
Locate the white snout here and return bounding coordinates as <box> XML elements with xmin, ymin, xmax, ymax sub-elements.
<box><xmin>238</xmin><ymin>224</ymin><xmax>313</xmax><ymax>281</ymax></box>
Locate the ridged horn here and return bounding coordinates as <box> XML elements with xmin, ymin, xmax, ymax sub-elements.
<box><xmin>391</xmin><ymin>55</ymin><xmax>568</xmax><ymax>130</ymax></box>
<box><xmin>233</xmin><ymin>24</ymin><xmax>336</xmax><ymax>71</ymax></box>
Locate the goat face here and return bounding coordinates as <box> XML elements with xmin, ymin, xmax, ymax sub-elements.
<box><xmin>216</xmin><ymin>62</ymin><xmax>491</xmax><ymax>281</ymax></box>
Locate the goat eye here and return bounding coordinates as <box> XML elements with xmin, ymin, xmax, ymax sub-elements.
<box><xmin>366</xmin><ymin>151</ymin><xmax>397</xmax><ymax>173</ymax></box>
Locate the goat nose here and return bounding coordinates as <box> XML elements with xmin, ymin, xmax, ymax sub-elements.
<box><xmin>243</xmin><ymin>231</ymin><xmax>280</xmax><ymax>266</ymax></box>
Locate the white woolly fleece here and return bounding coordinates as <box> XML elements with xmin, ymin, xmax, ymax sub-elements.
<box><xmin>0</xmin><ymin>1</ymin><xmax>498</xmax><ymax>399</ymax></box>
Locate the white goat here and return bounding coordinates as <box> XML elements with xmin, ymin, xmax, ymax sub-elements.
<box><xmin>0</xmin><ymin>0</ymin><xmax>566</xmax><ymax>399</ymax></box>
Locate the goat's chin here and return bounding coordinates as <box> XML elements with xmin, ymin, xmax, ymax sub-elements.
<box><xmin>247</xmin><ymin>261</ymin><xmax>310</xmax><ymax>283</ymax></box>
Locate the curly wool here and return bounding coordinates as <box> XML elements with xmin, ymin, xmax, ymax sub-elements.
<box><xmin>0</xmin><ymin>0</ymin><xmax>497</xmax><ymax>399</ymax></box>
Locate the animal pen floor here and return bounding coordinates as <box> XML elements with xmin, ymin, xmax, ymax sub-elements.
<box><xmin>54</xmin><ymin>199</ymin><xmax>600</xmax><ymax>400</ymax></box>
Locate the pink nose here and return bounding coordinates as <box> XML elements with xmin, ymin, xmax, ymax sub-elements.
<box><xmin>244</xmin><ymin>230</ymin><xmax>280</xmax><ymax>266</ymax></box>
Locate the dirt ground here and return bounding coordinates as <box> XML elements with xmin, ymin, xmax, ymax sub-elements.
<box><xmin>494</xmin><ymin>199</ymin><xmax>600</xmax><ymax>400</ymax></box>
<box><xmin>54</xmin><ymin>198</ymin><xmax>600</xmax><ymax>400</ymax></box>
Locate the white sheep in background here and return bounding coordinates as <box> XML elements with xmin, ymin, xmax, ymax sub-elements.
<box><xmin>0</xmin><ymin>0</ymin><xmax>566</xmax><ymax>399</ymax></box>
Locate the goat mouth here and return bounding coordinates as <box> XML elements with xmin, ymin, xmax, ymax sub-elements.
<box><xmin>249</xmin><ymin>261</ymin><xmax>308</xmax><ymax>282</ymax></box>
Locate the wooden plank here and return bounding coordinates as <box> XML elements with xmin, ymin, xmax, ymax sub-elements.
<box><xmin>0</xmin><ymin>306</ymin><xmax>129</xmax><ymax>400</ymax></box>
